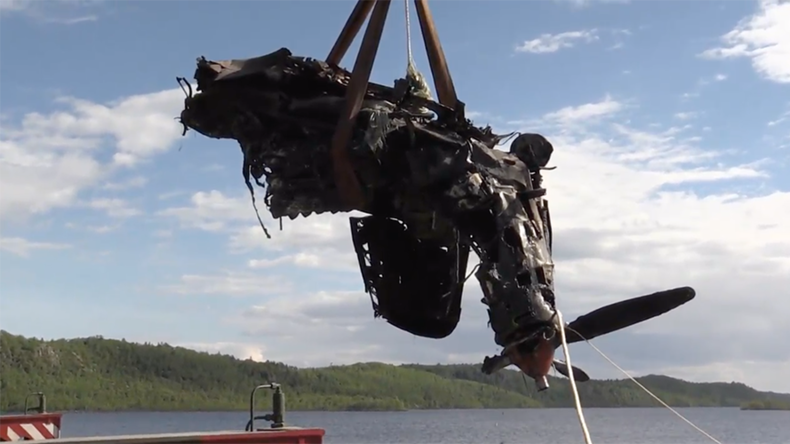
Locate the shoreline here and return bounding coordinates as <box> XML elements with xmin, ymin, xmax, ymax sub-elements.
<box><xmin>4</xmin><ymin>406</ymin><xmax>755</xmax><ymax>415</ymax></box>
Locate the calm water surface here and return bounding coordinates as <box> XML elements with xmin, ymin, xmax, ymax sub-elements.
<box><xmin>59</xmin><ymin>408</ymin><xmax>788</xmax><ymax>443</ymax></box>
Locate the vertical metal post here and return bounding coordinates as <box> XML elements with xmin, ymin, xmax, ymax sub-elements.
<box><xmin>249</xmin><ymin>385</ymin><xmax>262</xmax><ymax>431</ymax></box>
<box><xmin>271</xmin><ymin>386</ymin><xmax>285</xmax><ymax>428</ymax></box>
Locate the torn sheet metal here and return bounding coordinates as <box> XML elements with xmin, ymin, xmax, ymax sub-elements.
<box><xmin>350</xmin><ymin>215</ymin><xmax>469</xmax><ymax>339</ymax></box>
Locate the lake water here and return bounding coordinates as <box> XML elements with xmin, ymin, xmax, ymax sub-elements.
<box><xmin>58</xmin><ymin>408</ymin><xmax>788</xmax><ymax>443</ymax></box>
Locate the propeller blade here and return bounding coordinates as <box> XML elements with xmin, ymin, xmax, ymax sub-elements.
<box><xmin>562</xmin><ymin>286</ymin><xmax>696</xmax><ymax>345</ymax></box>
<box><xmin>553</xmin><ymin>359</ymin><xmax>590</xmax><ymax>382</ymax></box>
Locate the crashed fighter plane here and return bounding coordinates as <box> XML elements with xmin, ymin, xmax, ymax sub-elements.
<box><xmin>176</xmin><ymin>0</ymin><xmax>695</xmax><ymax>391</ymax></box>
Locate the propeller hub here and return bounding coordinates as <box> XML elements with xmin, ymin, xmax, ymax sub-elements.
<box><xmin>509</xmin><ymin>336</ymin><xmax>555</xmax><ymax>380</ymax></box>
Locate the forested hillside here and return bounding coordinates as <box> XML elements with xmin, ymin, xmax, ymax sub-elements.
<box><xmin>2</xmin><ymin>331</ymin><xmax>788</xmax><ymax>412</ymax></box>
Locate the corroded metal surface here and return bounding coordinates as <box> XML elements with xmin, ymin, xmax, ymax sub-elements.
<box><xmin>178</xmin><ymin>46</ymin><xmax>557</xmax><ymax>368</ymax></box>
<box><xmin>178</xmin><ymin>46</ymin><xmax>696</xmax><ymax>387</ymax></box>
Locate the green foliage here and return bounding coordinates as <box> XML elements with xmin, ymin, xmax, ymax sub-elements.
<box><xmin>405</xmin><ymin>364</ymin><xmax>790</xmax><ymax>408</ymax></box>
<box><xmin>1</xmin><ymin>331</ymin><xmax>788</xmax><ymax>412</ymax></box>
<box><xmin>741</xmin><ymin>399</ymin><xmax>790</xmax><ymax>410</ymax></box>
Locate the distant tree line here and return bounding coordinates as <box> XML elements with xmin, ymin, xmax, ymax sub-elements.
<box><xmin>1</xmin><ymin>331</ymin><xmax>787</xmax><ymax>412</ymax></box>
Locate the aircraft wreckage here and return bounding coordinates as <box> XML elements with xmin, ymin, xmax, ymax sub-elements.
<box><xmin>176</xmin><ymin>0</ymin><xmax>695</xmax><ymax>390</ymax></box>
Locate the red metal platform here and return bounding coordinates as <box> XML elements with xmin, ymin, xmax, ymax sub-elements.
<box><xmin>0</xmin><ymin>413</ymin><xmax>62</xmax><ymax>441</ymax></box>
<box><xmin>46</xmin><ymin>428</ymin><xmax>325</xmax><ymax>444</ymax></box>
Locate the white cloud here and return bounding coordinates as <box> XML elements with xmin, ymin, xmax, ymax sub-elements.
<box><xmin>515</xmin><ymin>29</ymin><xmax>599</xmax><ymax>54</ymax></box>
<box><xmin>175</xmin><ymin>341</ymin><xmax>266</xmax><ymax>362</ymax></box>
<box><xmin>102</xmin><ymin>176</ymin><xmax>147</xmax><ymax>191</ymax></box>
<box><xmin>86</xmin><ymin>224</ymin><xmax>118</xmax><ymax>234</ymax></box>
<box><xmin>543</xmin><ymin>95</ymin><xmax>623</xmax><ymax>123</ymax></box>
<box><xmin>0</xmin><ymin>0</ymin><xmax>101</xmax><ymax>25</ymax></box>
<box><xmin>158</xmin><ymin>191</ymin><xmax>253</xmax><ymax>232</ymax></box>
<box><xmin>229</xmin><ymin>290</ymin><xmax>402</xmax><ymax>365</ymax></box>
<box><xmin>683</xmin><ymin>73</ymin><xmax>733</xmax><ymax>100</ymax></box>
<box><xmin>86</xmin><ymin>198</ymin><xmax>140</xmax><ymax>218</ymax></box>
<box><xmin>0</xmin><ymin>140</ymin><xmax>103</xmax><ymax>221</ymax></box>
<box><xmin>768</xmin><ymin>106</ymin><xmax>790</xmax><ymax>127</ymax></box>
<box><xmin>509</xmin><ymin>95</ymin><xmax>624</xmax><ymax>131</ymax></box>
<box><xmin>228</xmin><ymin>215</ymin><xmax>353</xmax><ymax>253</ymax></box>
<box><xmin>0</xmin><ymin>236</ymin><xmax>71</xmax><ymax>257</ymax></box>
<box><xmin>247</xmin><ymin>249</ymin><xmax>357</xmax><ymax>272</ymax></box>
<box><xmin>515</xmin><ymin>27</ymin><xmax>633</xmax><ymax>54</ymax></box>
<box><xmin>158</xmin><ymin>190</ymin><xmax>187</xmax><ymax>201</ymax></box>
<box><xmin>0</xmin><ymin>88</ymin><xmax>183</xmax><ymax>255</ymax></box>
<box><xmin>673</xmin><ymin>112</ymin><xmax>698</xmax><ymax>121</ymax></box>
<box><xmin>160</xmin><ymin>190</ymin><xmax>362</xmax><ymax>265</ymax></box>
<box><xmin>654</xmin><ymin>360</ymin><xmax>790</xmax><ymax>388</ymax></box>
<box><xmin>0</xmin><ymin>88</ymin><xmax>183</xmax><ymax>222</ymax></box>
<box><xmin>555</xmin><ymin>0</ymin><xmax>632</xmax><ymax>5</ymax></box>
<box><xmin>0</xmin><ymin>0</ymin><xmax>30</xmax><ymax>11</ymax></box>
<box><xmin>162</xmin><ymin>271</ymin><xmax>293</xmax><ymax>297</ymax></box>
<box><xmin>700</xmin><ymin>0</ymin><xmax>790</xmax><ymax>84</ymax></box>
<box><xmin>608</xmin><ymin>42</ymin><xmax>624</xmax><ymax>51</ymax></box>
<box><xmin>153</xmin><ymin>229</ymin><xmax>172</xmax><ymax>238</ymax></box>
<box><xmin>50</xmin><ymin>92</ymin><xmax>184</xmax><ymax>166</ymax></box>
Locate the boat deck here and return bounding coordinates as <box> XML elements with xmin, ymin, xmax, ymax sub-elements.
<box><xmin>47</xmin><ymin>428</ymin><xmax>325</xmax><ymax>444</ymax></box>
<box><xmin>2</xmin><ymin>386</ymin><xmax>324</xmax><ymax>443</ymax></box>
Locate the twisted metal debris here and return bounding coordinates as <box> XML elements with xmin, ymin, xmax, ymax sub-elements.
<box><xmin>177</xmin><ymin>46</ymin><xmax>695</xmax><ymax>389</ymax></box>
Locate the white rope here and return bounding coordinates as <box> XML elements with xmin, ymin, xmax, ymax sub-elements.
<box><xmin>568</xmin><ymin>327</ymin><xmax>724</xmax><ymax>444</ymax></box>
<box><xmin>401</xmin><ymin>0</ymin><xmax>432</xmax><ymax>112</ymax></box>
<box><xmin>404</xmin><ymin>0</ymin><xmax>414</xmax><ymax>67</ymax></box>
<box><xmin>556</xmin><ymin>310</ymin><xmax>594</xmax><ymax>444</ymax></box>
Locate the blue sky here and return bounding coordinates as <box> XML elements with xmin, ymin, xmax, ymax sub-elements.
<box><xmin>1</xmin><ymin>0</ymin><xmax>789</xmax><ymax>392</ymax></box>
